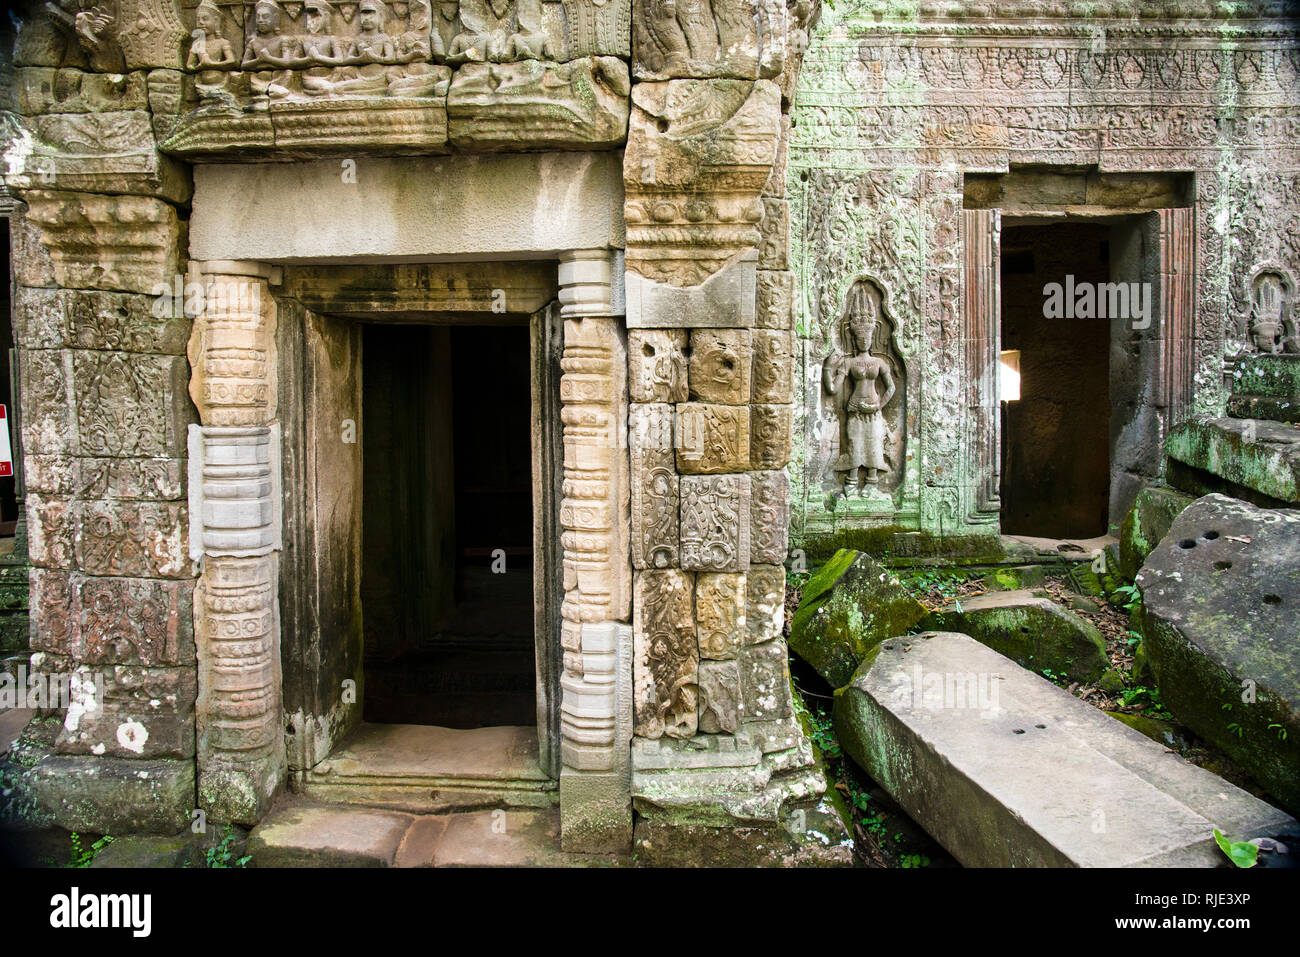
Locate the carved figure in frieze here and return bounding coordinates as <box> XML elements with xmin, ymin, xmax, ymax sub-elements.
<box><xmin>187</xmin><ymin>0</ymin><xmax>240</xmax><ymax>110</ymax></box>
<box><xmin>447</xmin><ymin>0</ymin><xmax>554</xmax><ymax>63</ymax></box>
<box><xmin>387</xmin><ymin>0</ymin><xmax>446</xmax><ymax>94</ymax></box>
<box><xmin>45</xmin><ymin>0</ymin><xmax>126</xmax><ymax>73</ymax></box>
<box><xmin>635</xmin><ymin>0</ymin><xmax>718</xmax><ymax>75</ymax></box>
<box><xmin>822</xmin><ymin>278</ymin><xmax>902</xmax><ymax>496</ymax></box>
<box><xmin>293</xmin><ymin>0</ymin><xmax>346</xmax><ymax>96</ymax></box>
<box><xmin>1248</xmin><ymin>270</ymin><xmax>1297</xmax><ymax>355</ymax></box>
<box><xmin>242</xmin><ymin>0</ymin><xmax>298</xmax><ymax>101</ymax></box>
<box><xmin>329</xmin><ymin>0</ymin><xmax>397</xmax><ymax>94</ymax></box>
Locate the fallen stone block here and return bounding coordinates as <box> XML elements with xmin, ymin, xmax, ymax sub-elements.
<box><xmin>1137</xmin><ymin>493</ymin><xmax>1300</xmax><ymax>816</ymax></box>
<box><xmin>789</xmin><ymin>549</ymin><xmax>927</xmax><ymax>688</ymax></box>
<box><xmin>833</xmin><ymin>631</ymin><xmax>1296</xmax><ymax>867</ymax></box>
<box><xmin>921</xmin><ymin>589</ymin><xmax>1108</xmax><ymax>683</ymax></box>
<box><xmin>1164</xmin><ymin>417</ymin><xmax>1300</xmax><ymax>506</ymax></box>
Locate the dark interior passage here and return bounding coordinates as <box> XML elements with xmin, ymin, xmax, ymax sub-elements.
<box><xmin>361</xmin><ymin>322</ymin><xmax>535</xmax><ymax>727</ymax></box>
<box><xmin>1000</xmin><ymin>223</ymin><xmax>1112</xmax><ymax>539</ymax></box>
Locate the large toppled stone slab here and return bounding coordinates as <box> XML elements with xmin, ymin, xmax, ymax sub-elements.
<box><xmin>921</xmin><ymin>590</ymin><xmax>1108</xmax><ymax>683</ymax></box>
<box><xmin>833</xmin><ymin>632</ymin><xmax>1296</xmax><ymax>867</ymax></box>
<box><xmin>789</xmin><ymin>549</ymin><xmax>927</xmax><ymax>688</ymax></box>
<box><xmin>1165</xmin><ymin>418</ymin><xmax>1300</xmax><ymax>506</ymax></box>
<box><xmin>1119</xmin><ymin>486</ymin><xmax>1194</xmax><ymax>580</ymax></box>
<box><xmin>1137</xmin><ymin>494</ymin><xmax>1300</xmax><ymax>816</ymax></box>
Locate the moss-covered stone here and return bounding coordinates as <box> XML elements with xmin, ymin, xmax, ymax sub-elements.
<box><xmin>1104</xmin><ymin>711</ymin><xmax>1188</xmax><ymax>750</ymax></box>
<box><xmin>1118</xmin><ymin>486</ymin><xmax>1194</xmax><ymax>580</ymax></box>
<box><xmin>1137</xmin><ymin>494</ymin><xmax>1300</xmax><ymax>816</ymax></box>
<box><xmin>983</xmin><ymin>565</ymin><xmax>1047</xmax><ymax>591</ymax></box>
<box><xmin>1164</xmin><ymin>418</ymin><xmax>1300</xmax><ymax>506</ymax></box>
<box><xmin>920</xmin><ymin>590</ymin><xmax>1108</xmax><ymax>682</ymax></box>
<box><xmin>1098</xmin><ymin>669</ymin><xmax>1125</xmax><ymax>694</ymax></box>
<box><xmin>789</xmin><ymin>549</ymin><xmax>928</xmax><ymax>688</ymax></box>
<box><xmin>1131</xmin><ymin>640</ymin><xmax>1154</xmax><ymax>685</ymax></box>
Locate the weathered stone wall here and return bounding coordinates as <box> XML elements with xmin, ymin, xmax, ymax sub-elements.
<box><xmin>789</xmin><ymin>0</ymin><xmax>1300</xmax><ymax>555</ymax></box>
<box><xmin>1</xmin><ymin>0</ymin><xmax>825</xmax><ymax>845</ymax></box>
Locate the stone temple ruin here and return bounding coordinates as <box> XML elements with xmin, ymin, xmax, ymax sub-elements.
<box><xmin>0</xmin><ymin>0</ymin><xmax>1296</xmax><ymax>868</ymax></box>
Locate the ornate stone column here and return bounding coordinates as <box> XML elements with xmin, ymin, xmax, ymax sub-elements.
<box><xmin>186</xmin><ymin>259</ymin><xmax>285</xmax><ymax>824</ymax></box>
<box><xmin>556</xmin><ymin>249</ymin><xmax>634</xmax><ymax>853</ymax></box>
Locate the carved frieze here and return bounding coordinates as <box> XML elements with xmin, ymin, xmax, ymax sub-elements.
<box><xmin>740</xmin><ymin>639</ymin><xmax>790</xmax><ymax>721</ymax></box>
<box><xmin>680</xmin><ymin>473</ymin><xmax>750</xmax><ymax>572</ymax></box>
<box><xmin>755</xmin><ymin>268</ymin><xmax>794</xmax><ymax>330</ymax></box>
<box><xmin>633</xmin><ymin>568</ymin><xmax>697</xmax><ymax>739</ymax></box>
<box><xmin>695</xmin><ymin>571</ymin><xmax>743</xmax><ymax>660</ymax></box>
<box><xmin>447</xmin><ymin>56</ymin><xmax>629</xmax><ymax>150</ymax></box>
<box><xmin>629</xmin><ymin>402</ymin><xmax>679</xmax><ymax>570</ymax></box>
<box><xmin>632</xmin><ymin>0</ymin><xmax>786</xmax><ymax>81</ymax></box>
<box><xmin>624</xmin><ymin>78</ymin><xmax>781</xmax><ymax>285</ymax></box>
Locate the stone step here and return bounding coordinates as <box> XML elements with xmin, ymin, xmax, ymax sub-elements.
<box><xmin>833</xmin><ymin>632</ymin><xmax>1298</xmax><ymax>868</ymax></box>
<box><xmin>247</xmin><ymin>802</ymin><xmax>625</xmax><ymax>868</ymax></box>
<box><xmin>301</xmin><ymin>723</ymin><xmax>558</xmax><ymax>813</ymax></box>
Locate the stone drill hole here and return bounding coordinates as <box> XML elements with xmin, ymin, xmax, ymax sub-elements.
<box><xmin>1035</xmin><ymin>724</ymin><xmax>1046</xmax><ymax>729</ymax></box>
<box><xmin>1013</xmin><ymin>728</ymin><xmax>1025</xmax><ymax>735</ymax></box>
<box><xmin>655</xmin><ymin>118</ymin><xmax>669</xmax><ymax>133</ymax></box>
<box><xmin>1203</xmin><ymin>530</ymin><xmax>1220</xmax><ymax>540</ymax></box>
<box><xmin>1178</xmin><ymin>538</ymin><xmax>1197</xmax><ymax>549</ymax></box>
<box><xmin>1214</xmin><ymin>560</ymin><xmax>1233</xmax><ymax>571</ymax></box>
<box><xmin>1263</xmin><ymin>594</ymin><xmax>1282</xmax><ymax>605</ymax></box>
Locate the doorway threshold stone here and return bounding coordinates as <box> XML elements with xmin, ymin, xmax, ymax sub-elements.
<box><xmin>249</xmin><ymin>801</ymin><xmax>627</xmax><ymax>868</ymax></box>
<box><xmin>301</xmin><ymin>723</ymin><xmax>557</xmax><ymax>813</ymax></box>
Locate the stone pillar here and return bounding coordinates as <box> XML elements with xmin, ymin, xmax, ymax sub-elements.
<box><xmin>556</xmin><ymin>249</ymin><xmax>634</xmax><ymax>853</ymax></box>
<box><xmin>187</xmin><ymin>260</ymin><xmax>285</xmax><ymax>824</ymax></box>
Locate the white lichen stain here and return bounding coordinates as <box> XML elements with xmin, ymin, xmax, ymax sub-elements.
<box><xmin>117</xmin><ymin>720</ymin><xmax>149</xmax><ymax>755</ymax></box>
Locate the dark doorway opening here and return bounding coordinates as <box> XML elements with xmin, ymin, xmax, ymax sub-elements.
<box><xmin>1000</xmin><ymin>222</ymin><xmax>1112</xmax><ymax>539</ymax></box>
<box><xmin>360</xmin><ymin>322</ymin><xmax>535</xmax><ymax>728</ymax></box>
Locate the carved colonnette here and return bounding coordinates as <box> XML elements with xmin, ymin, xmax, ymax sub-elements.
<box><xmin>186</xmin><ymin>260</ymin><xmax>285</xmax><ymax>824</ymax></box>
<box><xmin>789</xmin><ymin>3</ymin><xmax>1300</xmax><ymax>548</ymax></box>
<box><xmin>555</xmin><ymin>249</ymin><xmax>634</xmax><ymax>852</ymax></box>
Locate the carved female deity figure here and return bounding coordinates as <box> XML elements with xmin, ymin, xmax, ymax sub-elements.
<box><xmin>1249</xmin><ymin>271</ymin><xmax>1296</xmax><ymax>354</ymax></box>
<box><xmin>242</xmin><ymin>0</ymin><xmax>298</xmax><ymax>101</ymax></box>
<box><xmin>186</xmin><ymin>0</ymin><xmax>239</xmax><ymax>110</ymax></box>
<box><xmin>823</xmin><ymin>280</ymin><xmax>898</xmax><ymax>496</ymax></box>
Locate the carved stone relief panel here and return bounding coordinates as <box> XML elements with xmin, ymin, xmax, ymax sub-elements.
<box><xmin>676</xmin><ymin>402</ymin><xmax>749</xmax><ymax>473</ymax></box>
<box><xmin>688</xmin><ymin>328</ymin><xmax>750</xmax><ymax>405</ymax></box>
<box><xmin>628</xmin><ymin>329</ymin><xmax>687</xmax><ymax>402</ymax></box>
<box><xmin>680</xmin><ymin>473</ymin><xmax>750</xmax><ymax>572</ymax></box>
<box><xmin>744</xmin><ymin>563</ymin><xmax>783</xmax><ymax>645</ymax></box>
<box><xmin>697</xmin><ymin>659</ymin><xmax>740</xmax><ymax>733</ymax></box>
<box><xmin>632</xmin><ymin>568</ymin><xmax>697</xmax><ymax>739</ymax></box>
<box><xmin>748</xmin><ymin>467</ymin><xmax>787</xmax><ymax>563</ymax></box>
<box><xmin>695</xmin><ymin>571</ymin><xmax>743</xmax><ymax>660</ymax></box>
<box><xmin>631</xmin><ymin>0</ymin><xmax>786</xmax><ymax>81</ymax></box>
<box><xmin>629</xmin><ymin>402</ymin><xmax>679</xmax><ymax>570</ymax></box>
<box><xmin>1242</xmin><ymin>264</ymin><xmax>1298</xmax><ymax>355</ymax></box>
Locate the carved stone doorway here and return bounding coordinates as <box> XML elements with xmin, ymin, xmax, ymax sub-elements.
<box><xmin>276</xmin><ymin>263</ymin><xmax>565</xmax><ymax>804</ymax></box>
<box><xmin>964</xmin><ymin>171</ymin><xmax>1195</xmax><ymax>538</ymax></box>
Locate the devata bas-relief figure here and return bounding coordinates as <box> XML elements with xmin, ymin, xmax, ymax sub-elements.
<box><xmin>1245</xmin><ymin>267</ymin><xmax>1298</xmax><ymax>355</ymax></box>
<box><xmin>821</xmin><ymin>278</ymin><xmax>905</xmax><ymax>499</ymax></box>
